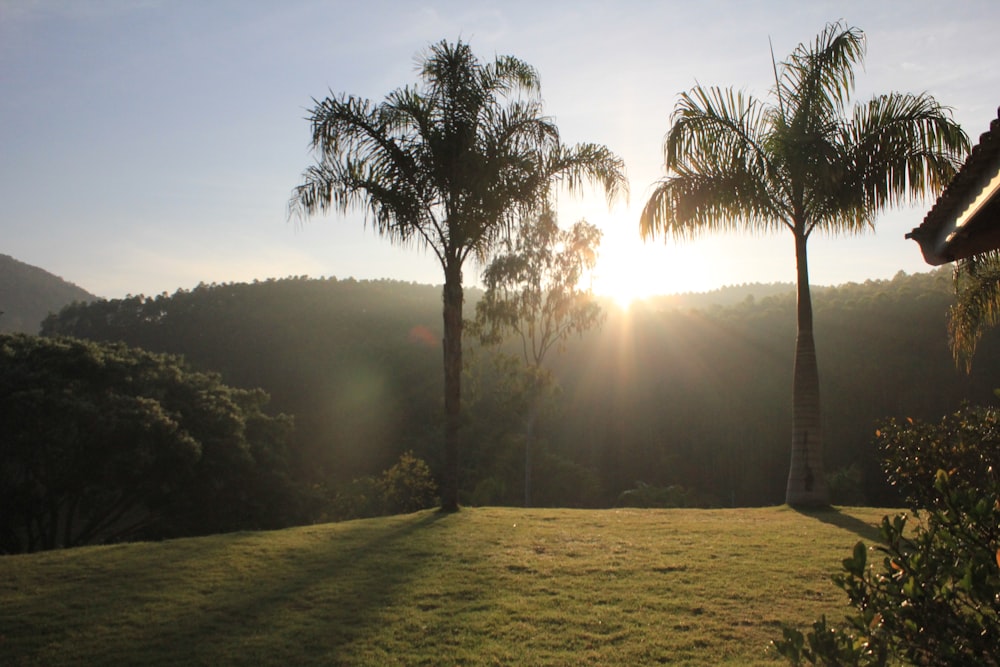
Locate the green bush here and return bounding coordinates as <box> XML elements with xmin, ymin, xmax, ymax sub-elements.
<box><xmin>381</xmin><ymin>451</ymin><xmax>438</xmax><ymax>514</ymax></box>
<box><xmin>467</xmin><ymin>476</ymin><xmax>508</xmax><ymax>506</ymax></box>
<box><xmin>615</xmin><ymin>481</ymin><xmax>715</xmax><ymax>508</ymax></box>
<box><xmin>825</xmin><ymin>465</ymin><xmax>867</xmax><ymax>506</ymax></box>
<box><xmin>774</xmin><ymin>405</ymin><xmax>1000</xmax><ymax>666</ymax></box>
<box><xmin>324</xmin><ymin>476</ymin><xmax>387</xmax><ymax>521</ymax></box>
<box><xmin>320</xmin><ymin>451</ymin><xmax>438</xmax><ymax>521</ymax></box>
<box><xmin>878</xmin><ymin>404</ymin><xmax>1000</xmax><ymax>510</ymax></box>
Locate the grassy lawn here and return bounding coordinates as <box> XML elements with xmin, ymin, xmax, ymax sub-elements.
<box><xmin>0</xmin><ymin>506</ymin><xmax>897</xmax><ymax>666</ymax></box>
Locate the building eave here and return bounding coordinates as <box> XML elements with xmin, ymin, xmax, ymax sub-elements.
<box><xmin>907</xmin><ymin>106</ymin><xmax>1000</xmax><ymax>265</ymax></box>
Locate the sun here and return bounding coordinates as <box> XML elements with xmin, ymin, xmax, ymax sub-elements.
<box><xmin>591</xmin><ymin>243</ymin><xmax>657</xmax><ymax>309</ymax></box>
<box><xmin>591</xmin><ymin>232</ymin><xmax>712</xmax><ymax>308</ymax></box>
<box><xmin>594</xmin><ymin>261</ymin><xmax>650</xmax><ymax>309</ymax></box>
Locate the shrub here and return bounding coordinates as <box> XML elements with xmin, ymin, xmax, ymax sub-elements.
<box><xmin>774</xmin><ymin>404</ymin><xmax>1000</xmax><ymax>665</ymax></box>
<box><xmin>381</xmin><ymin>451</ymin><xmax>438</xmax><ymax>514</ymax></box>
<box><xmin>615</xmin><ymin>481</ymin><xmax>714</xmax><ymax>508</ymax></box>
<box><xmin>878</xmin><ymin>404</ymin><xmax>1000</xmax><ymax>510</ymax></box>
<box><xmin>825</xmin><ymin>465</ymin><xmax>866</xmax><ymax>506</ymax></box>
<box><xmin>320</xmin><ymin>451</ymin><xmax>438</xmax><ymax>521</ymax></box>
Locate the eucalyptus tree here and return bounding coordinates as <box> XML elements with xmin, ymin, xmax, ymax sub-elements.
<box><xmin>640</xmin><ymin>22</ymin><xmax>968</xmax><ymax>506</ymax></box>
<box><xmin>289</xmin><ymin>40</ymin><xmax>626</xmax><ymax>511</ymax></box>
<box><xmin>471</xmin><ymin>209</ymin><xmax>604</xmax><ymax>506</ymax></box>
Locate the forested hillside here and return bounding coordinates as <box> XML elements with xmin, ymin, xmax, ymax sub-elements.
<box><xmin>41</xmin><ymin>269</ymin><xmax>1000</xmax><ymax>507</ymax></box>
<box><xmin>0</xmin><ymin>254</ymin><xmax>96</xmax><ymax>333</ymax></box>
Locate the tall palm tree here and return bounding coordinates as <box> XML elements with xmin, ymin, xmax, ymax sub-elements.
<box><xmin>640</xmin><ymin>22</ymin><xmax>968</xmax><ymax>506</ymax></box>
<box><xmin>290</xmin><ymin>40</ymin><xmax>626</xmax><ymax>511</ymax></box>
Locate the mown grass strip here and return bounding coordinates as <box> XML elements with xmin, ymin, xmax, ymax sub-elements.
<box><xmin>0</xmin><ymin>506</ymin><xmax>895</xmax><ymax>666</ymax></box>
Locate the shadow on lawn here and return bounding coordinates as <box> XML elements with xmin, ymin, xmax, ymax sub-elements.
<box><xmin>792</xmin><ymin>507</ymin><xmax>885</xmax><ymax>544</ymax></box>
<box><xmin>133</xmin><ymin>509</ymin><xmax>453</xmax><ymax>663</ymax></box>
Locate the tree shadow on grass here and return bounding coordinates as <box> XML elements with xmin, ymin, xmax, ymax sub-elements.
<box><xmin>183</xmin><ymin>509</ymin><xmax>454</xmax><ymax>661</ymax></box>
<box><xmin>7</xmin><ymin>510</ymin><xmax>455</xmax><ymax>665</ymax></box>
<box><xmin>791</xmin><ymin>507</ymin><xmax>885</xmax><ymax>544</ymax></box>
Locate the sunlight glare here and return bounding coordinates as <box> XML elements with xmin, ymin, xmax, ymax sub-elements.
<box><xmin>592</xmin><ymin>231</ymin><xmax>713</xmax><ymax>308</ymax></box>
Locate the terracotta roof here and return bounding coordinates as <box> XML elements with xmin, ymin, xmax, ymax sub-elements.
<box><xmin>907</xmin><ymin>106</ymin><xmax>1000</xmax><ymax>265</ymax></box>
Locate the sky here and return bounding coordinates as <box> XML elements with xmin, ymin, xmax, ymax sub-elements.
<box><xmin>2</xmin><ymin>0</ymin><xmax>999</xmax><ymax>303</ymax></box>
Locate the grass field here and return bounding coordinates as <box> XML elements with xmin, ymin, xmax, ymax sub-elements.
<box><xmin>0</xmin><ymin>506</ymin><xmax>898</xmax><ymax>666</ymax></box>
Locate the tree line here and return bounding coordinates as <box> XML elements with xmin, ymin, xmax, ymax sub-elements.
<box><xmin>38</xmin><ymin>269</ymin><xmax>1000</xmax><ymax>512</ymax></box>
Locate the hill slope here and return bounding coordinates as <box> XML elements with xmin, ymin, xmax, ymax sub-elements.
<box><xmin>0</xmin><ymin>506</ymin><xmax>892</xmax><ymax>666</ymax></box>
<box><xmin>0</xmin><ymin>254</ymin><xmax>97</xmax><ymax>333</ymax></box>
<box><xmin>39</xmin><ymin>269</ymin><xmax>999</xmax><ymax>507</ymax></box>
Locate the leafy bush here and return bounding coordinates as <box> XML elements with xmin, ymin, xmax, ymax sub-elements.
<box><xmin>774</xmin><ymin>405</ymin><xmax>1000</xmax><ymax>665</ymax></box>
<box><xmin>0</xmin><ymin>334</ymin><xmax>299</xmax><ymax>553</ymax></box>
<box><xmin>381</xmin><ymin>451</ymin><xmax>438</xmax><ymax>514</ymax></box>
<box><xmin>320</xmin><ymin>451</ymin><xmax>438</xmax><ymax>521</ymax></box>
<box><xmin>324</xmin><ymin>476</ymin><xmax>388</xmax><ymax>521</ymax></box>
<box><xmin>468</xmin><ymin>476</ymin><xmax>508</xmax><ymax>506</ymax></box>
<box><xmin>615</xmin><ymin>481</ymin><xmax>715</xmax><ymax>508</ymax></box>
<box><xmin>878</xmin><ymin>404</ymin><xmax>1000</xmax><ymax>510</ymax></box>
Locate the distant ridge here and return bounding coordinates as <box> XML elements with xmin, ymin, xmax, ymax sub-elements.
<box><xmin>640</xmin><ymin>282</ymin><xmax>796</xmax><ymax>309</ymax></box>
<box><xmin>0</xmin><ymin>254</ymin><xmax>98</xmax><ymax>333</ymax></box>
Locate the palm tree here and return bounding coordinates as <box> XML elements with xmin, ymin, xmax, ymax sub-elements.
<box><xmin>640</xmin><ymin>22</ymin><xmax>968</xmax><ymax>506</ymax></box>
<box><xmin>290</xmin><ymin>39</ymin><xmax>626</xmax><ymax>511</ymax></box>
<box><xmin>949</xmin><ymin>251</ymin><xmax>1000</xmax><ymax>373</ymax></box>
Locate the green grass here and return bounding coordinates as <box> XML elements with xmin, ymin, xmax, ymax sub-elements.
<box><xmin>0</xmin><ymin>506</ymin><xmax>897</xmax><ymax>666</ymax></box>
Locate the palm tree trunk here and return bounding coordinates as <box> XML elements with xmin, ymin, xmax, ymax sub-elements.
<box><xmin>786</xmin><ymin>230</ymin><xmax>829</xmax><ymax>507</ymax></box>
<box><xmin>440</xmin><ymin>262</ymin><xmax>463</xmax><ymax>512</ymax></box>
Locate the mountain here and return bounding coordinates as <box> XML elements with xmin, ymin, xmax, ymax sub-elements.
<box><xmin>0</xmin><ymin>254</ymin><xmax>98</xmax><ymax>333</ymax></box>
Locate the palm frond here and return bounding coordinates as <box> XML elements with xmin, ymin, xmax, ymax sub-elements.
<box><xmin>777</xmin><ymin>22</ymin><xmax>865</xmax><ymax>128</ymax></box>
<box><xmin>667</xmin><ymin>86</ymin><xmax>771</xmax><ymax>177</ymax></box>
<box><xmin>949</xmin><ymin>251</ymin><xmax>1000</xmax><ymax>373</ymax></box>
<box><xmin>545</xmin><ymin>143</ymin><xmax>629</xmax><ymax>207</ymax></box>
<box><xmin>640</xmin><ymin>171</ymin><xmax>786</xmax><ymax>240</ymax></box>
<box><xmin>491</xmin><ymin>54</ymin><xmax>541</xmax><ymax>96</ymax></box>
<box><xmin>847</xmin><ymin>92</ymin><xmax>970</xmax><ymax>211</ymax></box>
<box><xmin>642</xmin><ymin>85</ymin><xmax>780</xmax><ymax>240</ymax></box>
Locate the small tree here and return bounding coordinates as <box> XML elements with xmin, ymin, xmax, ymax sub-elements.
<box><xmin>320</xmin><ymin>451</ymin><xmax>438</xmax><ymax>520</ymax></box>
<box><xmin>470</xmin><ymin>209</ymin><xmax>603</xmax><ymax>506</ymax></box>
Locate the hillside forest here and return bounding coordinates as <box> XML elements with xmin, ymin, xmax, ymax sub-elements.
<box><xmin>37</xmin><ymin>269</ymin><xmax>1000</xmax><ymax>513</ymax></box>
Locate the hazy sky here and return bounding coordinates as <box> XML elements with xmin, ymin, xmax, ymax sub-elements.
<box><xmin>2</xmin><ymin>1</ymin><xmax>998</xmax><ymax>301</ymax></box>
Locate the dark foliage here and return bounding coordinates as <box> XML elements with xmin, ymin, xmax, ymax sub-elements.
<box><xmin>381</xmin><ymin>451</ymin><xmax>439</xmax><ymax>515</ymax></box>
<box><xmin>878</xmin><ymin>403</ymin><xmax>1000</xmax><ymax>510</ymax></box>
<box><xmin>42</xmin><ymin>277</ymin><xmax>446</xmax><ymax>485</ymax></box>
<box><xmin>0</xmin><ymin>334</ymin><xmax>300</xmax><ymax>553</ymax></box>
<box><xmin>319</xmin><ymin>451</ymin><xmax>438</xmax><ymax>521</ymax></box>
